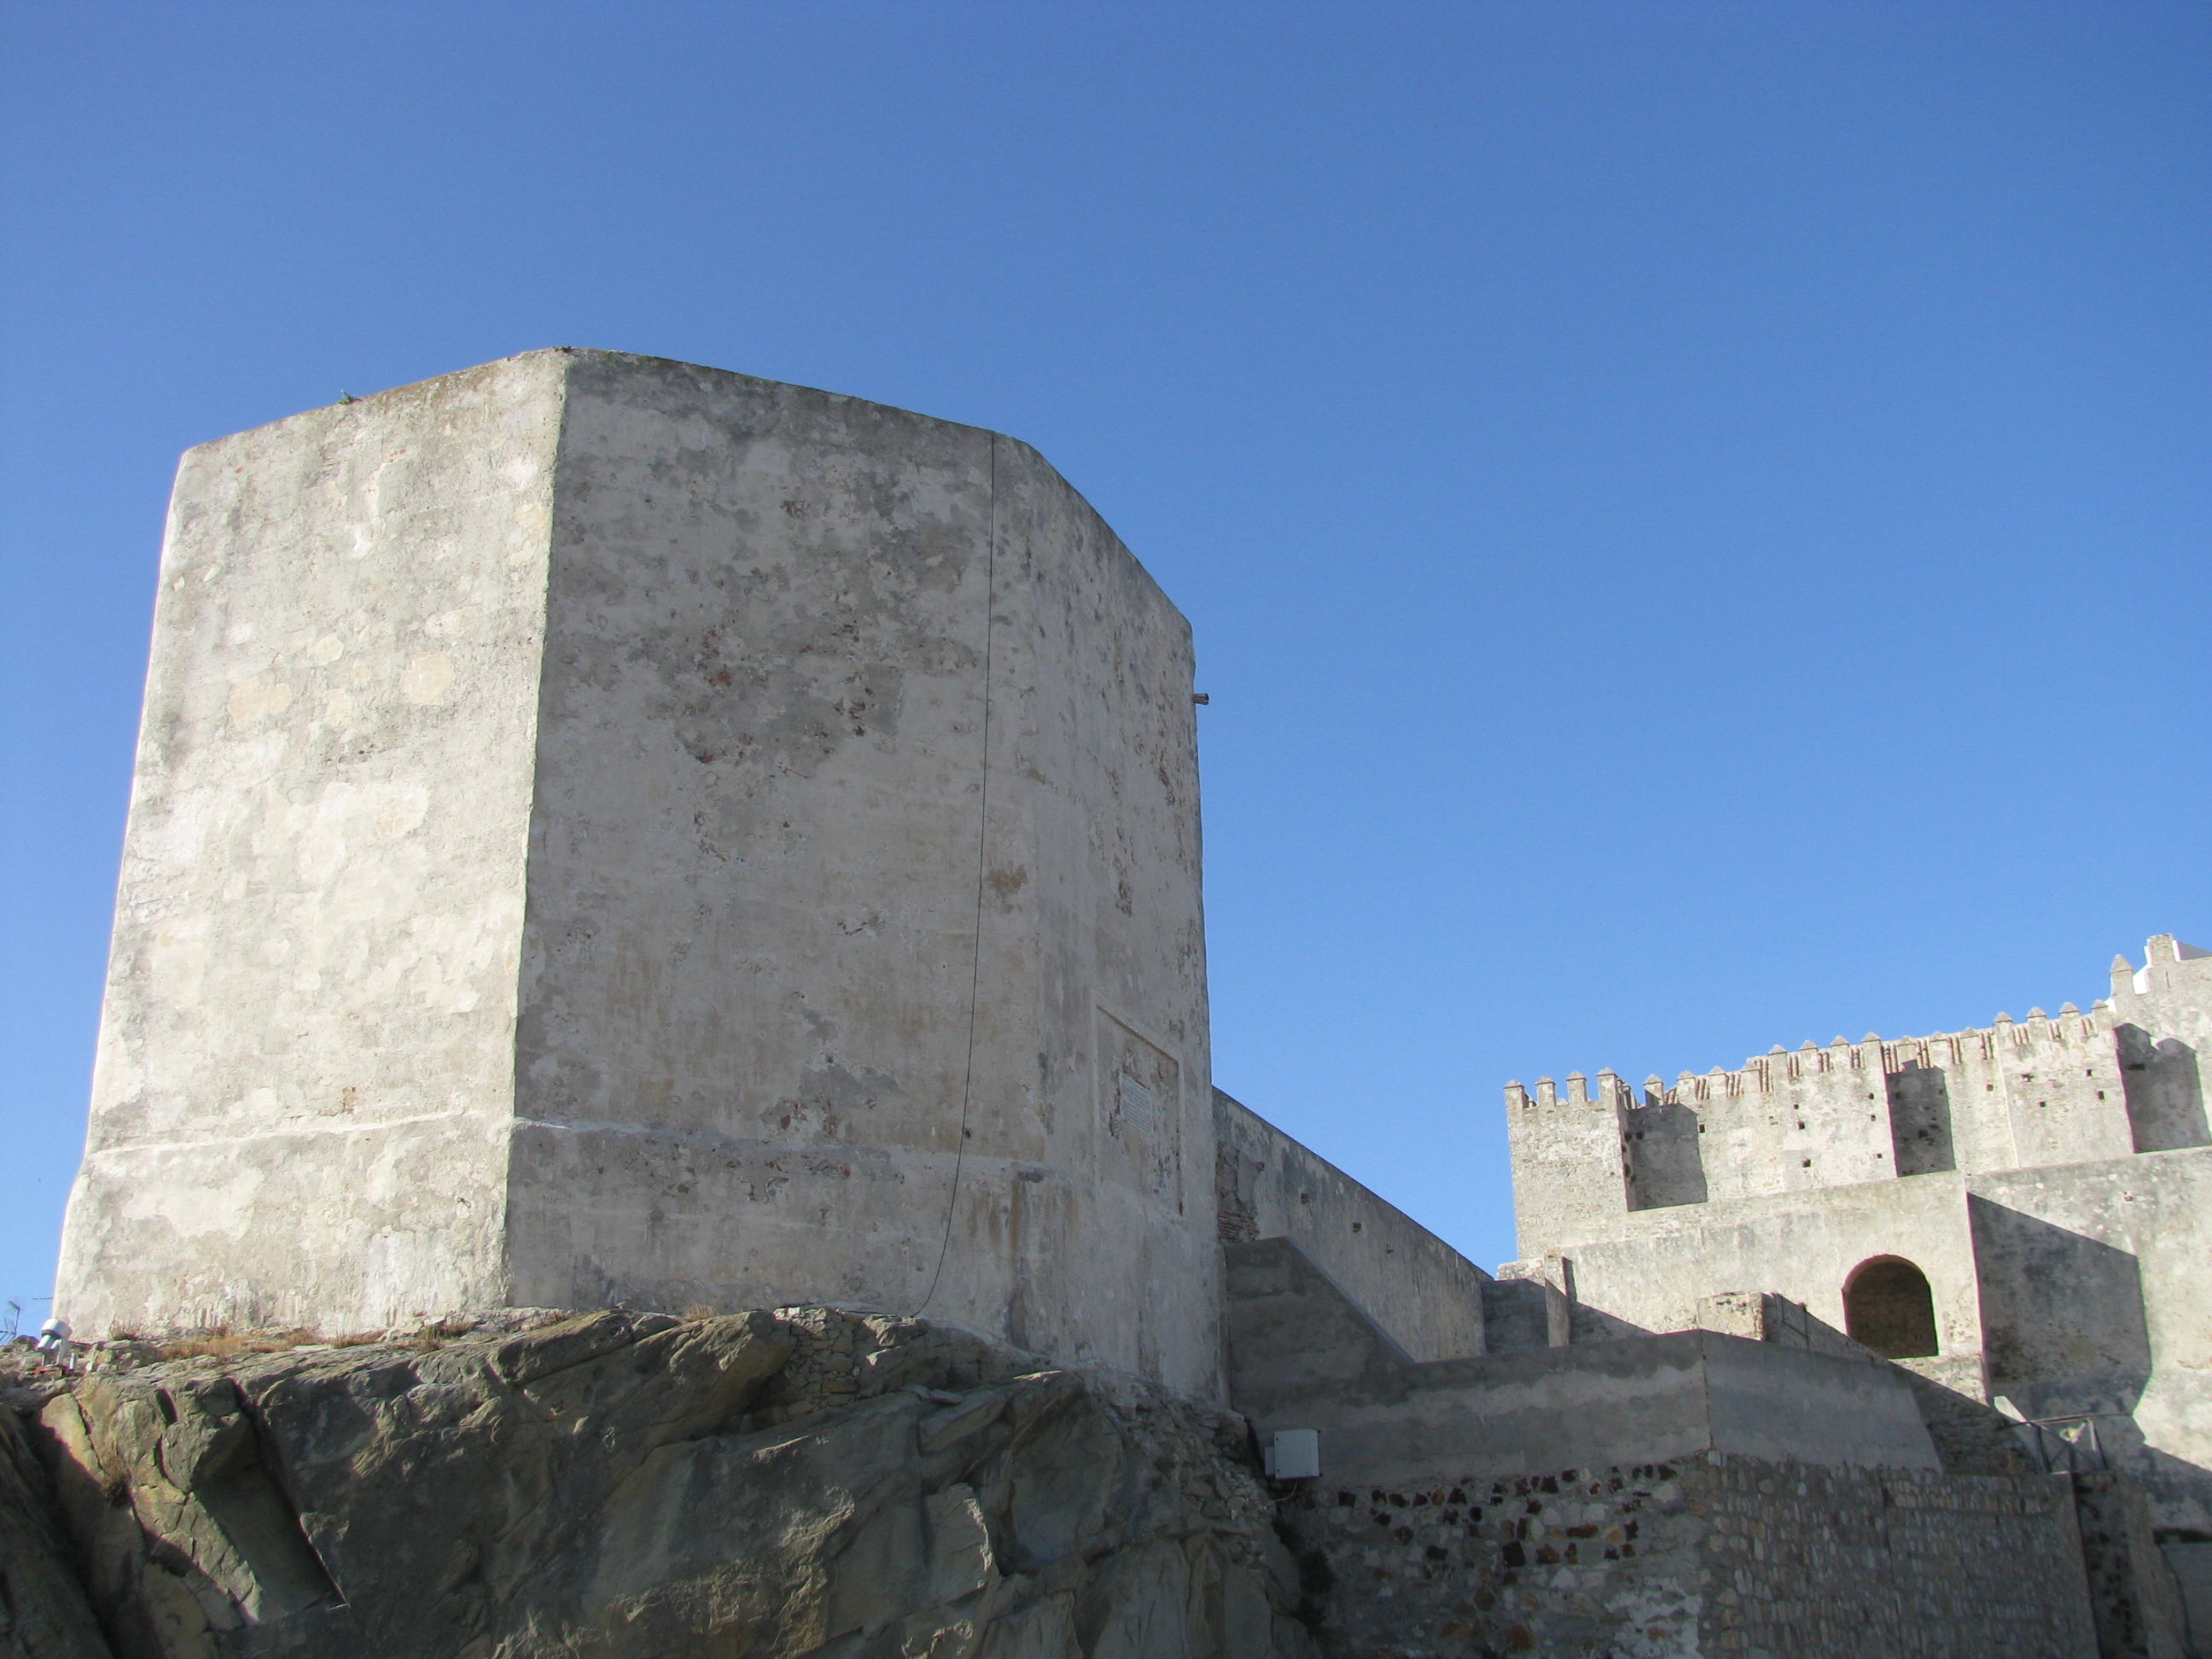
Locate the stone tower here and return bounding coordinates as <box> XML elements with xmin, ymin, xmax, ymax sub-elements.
<box><xmin>55</xmin><ymin>350</ymin><xmax>1220</xmax><ymax>1394</ymax></box>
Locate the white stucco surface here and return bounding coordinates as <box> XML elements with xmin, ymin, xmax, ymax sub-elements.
<box><xmin>59</xmin><ymin>354</ymin><xmax>563</xmax><ymax>1335</ymax></box>
<box><xmin>56</xmin><ymin>351</ymin><xmax>1220</xmax><ymax>1394</ymax></box>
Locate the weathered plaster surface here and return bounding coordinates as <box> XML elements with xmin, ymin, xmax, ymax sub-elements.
<box><xmin>56</xmin><ymin>352</ymin><xmax>1218</xmax><ymax>1393</ymax></box>
<box><xmin>504</xmin><ymin>355</ymin><xmax>1215</xmax><ymax>1390</ymax></box>
<box><xmin>57</xmin><ymin>354</ymin><xmax>564</xmax><ymax>1334</ymax></box>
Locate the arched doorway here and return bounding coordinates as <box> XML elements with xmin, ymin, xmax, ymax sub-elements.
<box><xmin>1842</xmin><ymin>1257</ymin><xmax>1939</xmax><ymax>1358</ymax></box>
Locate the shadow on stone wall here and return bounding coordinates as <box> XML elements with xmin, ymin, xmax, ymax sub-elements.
<box><xmin>1965</xmin><ymin>1197</ymin><xmax>2212</xmax><ymax>1542</ymax></box>
<box><xmin>1623</xmin><ymin>1101</ymin><xmax>1708</xmax><ymax>1210</ymax></box>
<box><xmin>1970</xmin><ymin>1197</ymin><xmax>2152</xmax><ymax>1418</ymax></box>
<box><xmin>2131</xmin><ymin>1442</ymin><xmax>2212</xmax><ymax>1542</ymax></box>
<box><xmin>1888</xmin><ymin>1060</ymin><xmax>1957</xmax><ymax>1175</ymax></box>
<box><xmin>2117</xmin><ymin>1025</ymin><xmax>2212</xmax><ymax>1153</ymax></box>
<box><xmin>1566</xmin><ymin>1302</ymin><xmax>1656</xmax><ymax>1345</ymax></box>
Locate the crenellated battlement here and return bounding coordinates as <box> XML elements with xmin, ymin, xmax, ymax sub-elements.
<box><xmin>1510</xmin><ymin>1004</ymin><xmax>2116</xmax><ymax>1118</ymax></box>
<box><xmin>1503</xmin><ymin>1069</ymin><xmax>1634</xmax><ymax>1111</ymax></box>
<box><xmin>1505</xmin><ymin>937</ymin><xmax>2212</xmax><ymax>1254</ymax></box>
<box><xmin>1880</xmin><ymin>1002</ymin><xmax>2110</xmax><ymax>1070</ymax></box>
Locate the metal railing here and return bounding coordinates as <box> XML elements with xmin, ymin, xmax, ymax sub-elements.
<box><xmin>2015</xmin><ymin>1413</ymin><xmax>2110</xmax><ymax>1475</ymax></box>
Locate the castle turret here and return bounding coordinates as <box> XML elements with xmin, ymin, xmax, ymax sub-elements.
<box><xmin>1505</xmin><ymin>935</ymin><xmax>2209</xmax><ymax>1257</ymax></box>
<box><xmin>1504</xmin><ymin>1070</ymin><xmax>1632</xmax><ymax>1257</ymax></box>
<box><xmin>2108</xmin><ymin>935</ymin><xmax>2212</xmax><ymax>1155</ymax></box>
<box><xmin>55</xmin><ymin>352</ymin><xmax>1222</xmax><ymax>1394</ymax></box>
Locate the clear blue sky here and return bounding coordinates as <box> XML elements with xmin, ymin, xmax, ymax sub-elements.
<box><xmin>5</xmin><ymin>3</ymin><xmax>2209</xmax><ymax>1322</ymax></box>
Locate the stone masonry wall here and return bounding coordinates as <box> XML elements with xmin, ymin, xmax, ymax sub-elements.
<box><xmin>1273</xmin><ymin>1454</ymin><xmax>2098</xmax><ymax>1659</ymax></box>
<box><xmin>1214</xmin><ymin>1091</ymin><xmax>1489</xmax><ymax>1363</ymax></box>
<box><xmin>2070</xmin><ymin>1470</ymin><xmax>2193</xmax><ymax>1659</ymax></box>
<box><xmin>1505</xmin><ymin>935</ymin><xmax>2212</xmax><ymax>1262</ymax></box>
<box><xmin>1697</xmin><ymin>1461</ymin><xmax>2096</xmax><ymax>1658</ymax></box>
<box><xmin>1274</xmin><ymin>1461</ymin><xmax>1702</xmax><ymax>1658</ymax></box>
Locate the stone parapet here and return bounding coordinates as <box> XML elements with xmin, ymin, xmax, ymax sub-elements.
<box><xmin>1214</xmin><ymin>1088</ymin><xmax>1490</xmax><ymax>1363</ymax></box>
<box><xmin>1224</xmin><ymin>1237</ymin><xmax>1940</xmax><ymax>1489</ymax></box>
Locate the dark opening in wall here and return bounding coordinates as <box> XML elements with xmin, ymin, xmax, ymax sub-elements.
<box><xmin>1843</xmin><ymin>1257</ymin><xmax>1939</xmax><ymax>1358</ymax></box>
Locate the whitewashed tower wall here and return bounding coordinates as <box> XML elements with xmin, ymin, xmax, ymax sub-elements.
<box><xmin>57</xmin><ymin>351</ymin><xmax>1221</xmax><ymax>1395</ymax></box>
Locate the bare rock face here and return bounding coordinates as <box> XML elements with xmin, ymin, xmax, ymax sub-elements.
<box><xmin>1</xmin><ymin>1403</ymin><xmax>111</xmax><ymax>1659</ymax></box>
<box><xmin>15</xmin><ymin>1308</ymin><xmax>1313</xmax><ymax>1659</ymax></box>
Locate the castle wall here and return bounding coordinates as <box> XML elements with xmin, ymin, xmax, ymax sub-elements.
<box><xmin>504</xmin><ymin>356</ymin><xmax>1217</xmax><ymax>1390</ymax></box>
<box><xmin>1687</xmin><ymin>1037</ymin><xmax>1897</xmax><ymax>1202</ymax></box>
<box><xmin>1502</xmin><ymin>1071</ymin><xmax>1632</xmax><ymax>1250</ymax></box>
<box><xmin>1505</xmin><ymin>941</ymin><xmax>2211</xmax><ymax>1262</ymax></box>
<box><xmin>1224</xmin><ymin>1237</ymin><xmax>1939</xmax><ymax>1489</ymax></box>
<box><xmin>1971</xmin><ymin>1146</ymin><xmax>2212</xmax><ymax>1536</ymax></box>
<box><xmin>1275</xmin><ymin>1458</ymin><xmax>2100</xmax><ymax>1659</ymax></box>
<box><xmin>1503</xmin><ymin>939</ymin><xmax>2212</xmax><ymax>1549</ymax></box>
<box><xmin>1954</xmin><ymin>1010</ymin><xmax>2136</xmax><ymax>1171</ymax></box>
<box><xmin>2112</xmin><ymin>938</ymin><xmax>2212</xmax><ymax>1155</ymax></box>
<box><xmin>55</xmin><ymin>352</ymin><xmax>1222</xmax><ymax>1395</ymax></box>
<box><xmin>1213</xmin><ymin>1089</ymin><xmax>1488</xmax><ymax>1363</ymax></box>
<box><xmin>1231</xmin><ymin>1237</ymin><xmax>2109</xmax><ymax>1658</ymax></box>
<box><xmin>55</xmin><ymin>355</ymin><xmax>565</xmax><ymax>1335</ymax></box>
<box><xmin>1505</xmin><ymin>1171</ymin><xmax>1987</xmax><ymax>1371</ymax></box>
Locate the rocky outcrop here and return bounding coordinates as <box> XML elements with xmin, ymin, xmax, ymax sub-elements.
<box><xmin>14</xmin><ymin>1307</ymin><xmax>1314</xmax><ymax>1659</ymax></box>
<box><xmin>0</xmin><ymin>1401</ymin><xmax>111</xmax><ymax>1659</ymax></box>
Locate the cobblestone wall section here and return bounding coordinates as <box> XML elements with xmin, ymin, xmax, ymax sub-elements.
<box><xmin>1700</xmin><ymin>1461</ymin><xmax>2095</xmax><ymax>1658</ymax></box>
<box><xmin>1275</xmin><ymin>1462</ymin><xmax>1704</xmax><ymax>1658</ymax></box>
<box><xmin>1276</xmin><ymin>1454</ymin><xmax>2097</xmax><ymax>1659</ymax></box>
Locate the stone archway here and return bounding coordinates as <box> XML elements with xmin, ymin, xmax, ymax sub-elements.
<box><xmin>1843</xmin><ymin>1256</ymin><xmax>1939</xmax><ymax>1358</ymax></box>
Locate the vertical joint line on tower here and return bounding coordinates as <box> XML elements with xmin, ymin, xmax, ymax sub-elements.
<box><xmin>919</xmin><ymin>433</ymin><xmax>996</xmax><ymax>1315</ymax></box>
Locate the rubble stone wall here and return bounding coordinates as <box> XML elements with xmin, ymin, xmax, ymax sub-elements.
<box><xmin>1273</xmin><ymin>1454</ymin><xmax>2101</xmax><ymax>1659</ymax></box>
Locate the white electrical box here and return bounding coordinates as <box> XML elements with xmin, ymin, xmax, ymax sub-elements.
<box><xmin>1264</xmin><ymin>1428</ymin><xmax>1321</xmax><ymax>1480</ymax></box>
